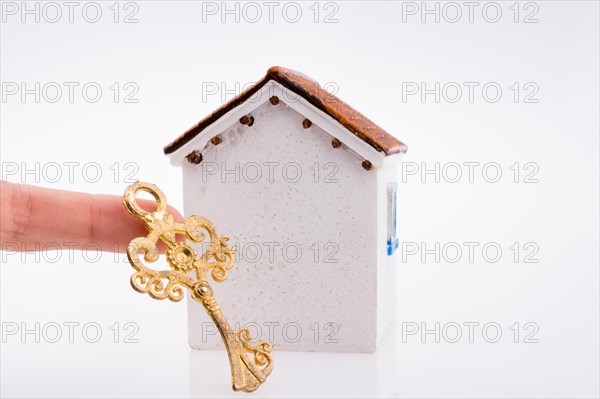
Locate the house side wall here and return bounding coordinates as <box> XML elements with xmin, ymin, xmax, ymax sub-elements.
<box><xmin>182</xmin><ymin>100</ymin><xmax>379</xmax><ymax>352</ymax></box>
<box><xmin>376</xmin><ymin>162</ymin><xmax>401</xmax><ymax>347</ymax></box>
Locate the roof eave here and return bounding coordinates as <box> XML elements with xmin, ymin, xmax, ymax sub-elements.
<box><xmin>163</xmin><ymin>66</ymin><xmax>408</xmax><ymax>157</ymax></box>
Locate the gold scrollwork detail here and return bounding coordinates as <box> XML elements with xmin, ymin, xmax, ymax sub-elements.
<box><xmin>237</xmin><ymin>328</ymin><xmax>274</xmax><ymax>371</ymax></box>
<box><xmin>130</xmin><ymin>269</ymin><xmax>188</xmax><ymax>302</ymax></box>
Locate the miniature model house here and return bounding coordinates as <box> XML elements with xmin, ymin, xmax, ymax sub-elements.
<box><xmin>164</xmin><ymin>67</ymin><xmax>407</xmax><ymax>352</ymax></box>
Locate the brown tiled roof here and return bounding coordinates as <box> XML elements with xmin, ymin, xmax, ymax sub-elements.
<box><xmin>164</xmin><ymin>66</ymin><xmax>407</xmax><ymax>156</ymax></box>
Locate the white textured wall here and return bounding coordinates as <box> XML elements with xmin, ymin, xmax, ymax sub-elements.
<box><xmin>182</xmin><ymin>100</ymin><xmax>379</xmax><ymax>352</ymax></box>
<box><xmin>376</xmin><ymin>163</ymin><xmax>400</xmax><ymax>347</ymax></box>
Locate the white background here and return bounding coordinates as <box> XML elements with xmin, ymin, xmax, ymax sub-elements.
<box><xmin>1</xmin><ymin>1</ymin><xmax>599</xmax><ymax>397</ymax></box>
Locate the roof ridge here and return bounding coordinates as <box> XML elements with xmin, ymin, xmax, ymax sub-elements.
<box><xmin>164</xmin><ymin>66</ymin><xmax>407</xmax><ymax>156</ymax></box>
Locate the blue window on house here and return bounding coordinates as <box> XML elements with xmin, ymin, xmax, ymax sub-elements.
<box><xmin>387</xmin><ymin>183</ymin><xmax>399</xmax><ymax>256</ymax></box>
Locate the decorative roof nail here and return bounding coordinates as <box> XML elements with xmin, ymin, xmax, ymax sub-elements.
<box><xmin>186</xmin><ymin>150</ymin><xmax>203</xmax><ymax>164</ymax></box>
<box><xmin>239</xmin><ymin>115</ymin><xmax>254</xmax><ymax>126</ymax></box>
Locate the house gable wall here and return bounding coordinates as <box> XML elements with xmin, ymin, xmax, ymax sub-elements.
<box><xmin>183</xmin><ymin>99</ymin><xmax>379</xmax><ymax>352</ymax></box>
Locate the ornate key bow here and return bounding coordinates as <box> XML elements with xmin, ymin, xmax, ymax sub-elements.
<box><xmin>122</xmin><ymin>182</ymin><xmax>273</xmax><ymax>392</ymax></box>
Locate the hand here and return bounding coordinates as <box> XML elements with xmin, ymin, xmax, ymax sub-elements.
<box><xmin>0</xmin><ymin>181</ymin><xmax>183</xmax><ymax>253</ymax></box>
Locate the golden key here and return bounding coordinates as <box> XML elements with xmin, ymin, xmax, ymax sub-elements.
<box><xmin>122</xmin><ymin>181</ymin><xmax>273</xmax><ymax>392</ymax></box>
